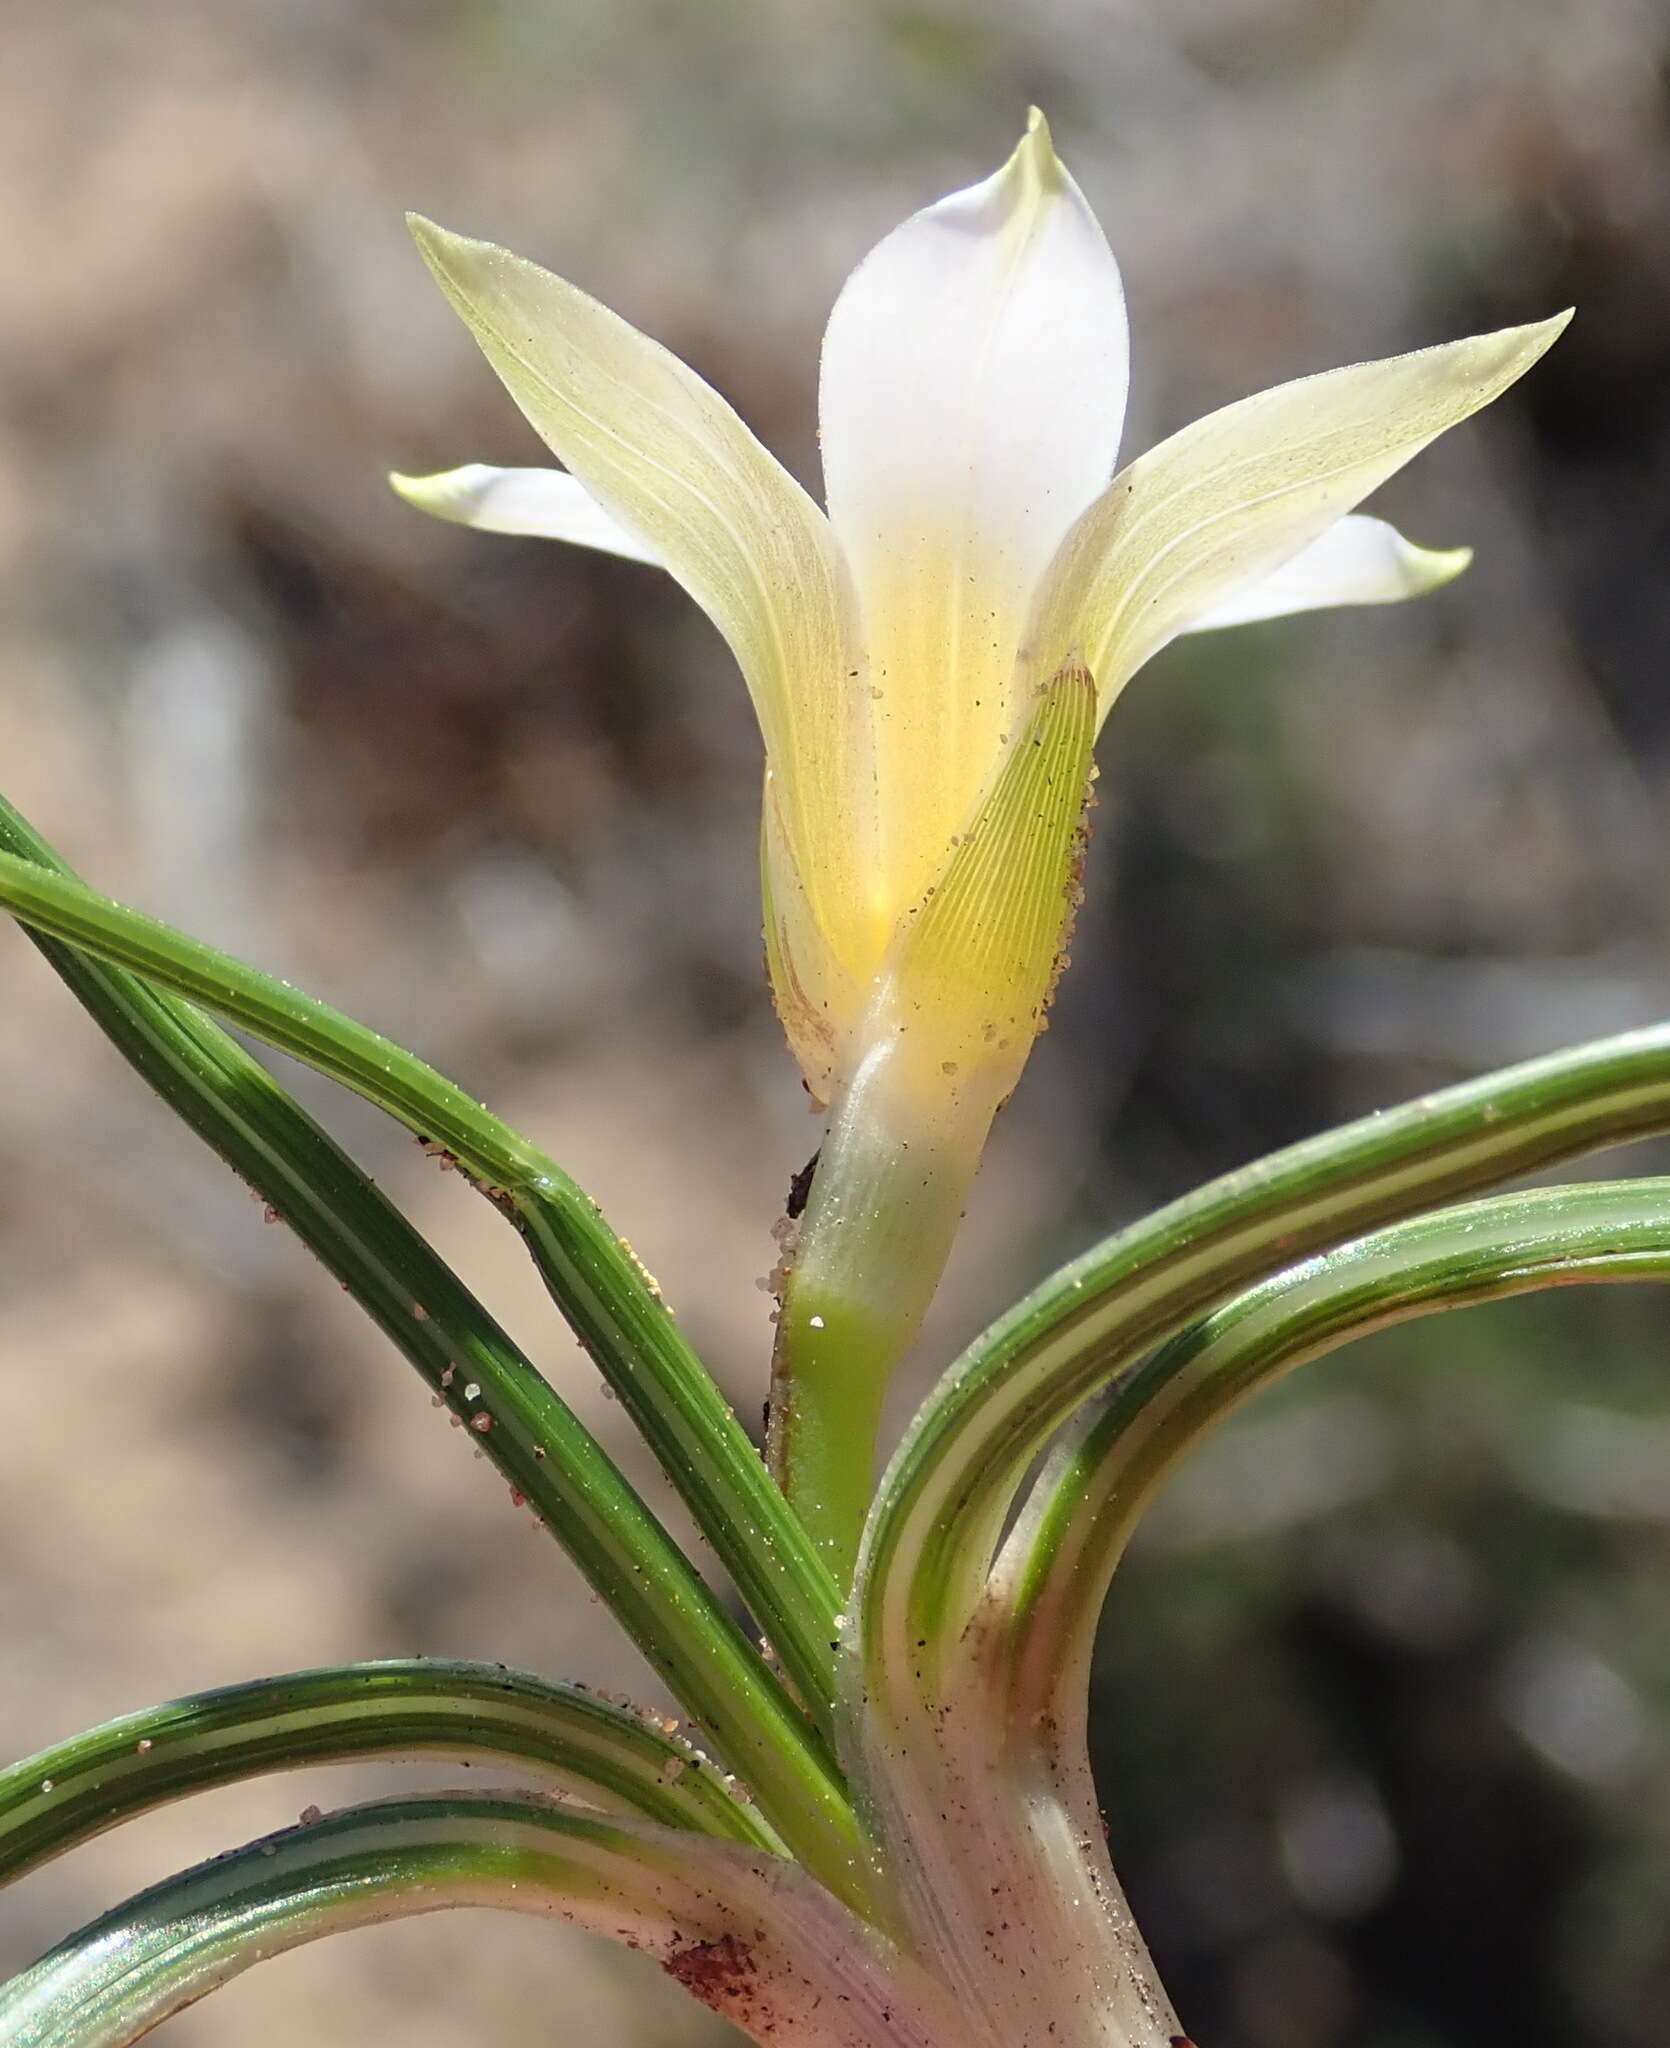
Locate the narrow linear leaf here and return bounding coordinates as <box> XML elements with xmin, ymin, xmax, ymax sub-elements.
<box><xmin>1005</xmin><ymin>1178</ymin><xmax>1670</xmax><ymax>1709</ymax></box>
<box><xmin>0</xmin><ymin>818</ymin><xmax>842</xmax><ymax>1748</ymax></box>
<box><xmin>0</xmin><ymin>804</ymin><xmax>859</xmax><ymax>1907</ymax></box>
<box><xmin>922</xmin><ymin>1179</ymin><xmax>1670</xmax><ymax>2036</ymax></box>
<box><xmin>0</xmin><ymin>1660</ymin><xmax>775</xmax><ymax>1885</ymax></box>
<box><xmin>0</xmin><ymin>1793</ymin><xmax>960</xmax><ymax>2048</ymax></box>
<box><xmin>860</xmin><ymin>1020</ymin><xmax>1670</xmax><ymax>1695</ymax></box>
<box><xmin>860</xmin><ymin>1182</ymin><xmax>1670</xmax><ymax>2048</ymax></box>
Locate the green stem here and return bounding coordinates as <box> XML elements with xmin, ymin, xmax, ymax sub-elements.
<box><xmin>770</xmin><ymin>1290</ymin><xmax>892</xmax><ymax>1595</ymax></box>
<box><xmin>0</xmin><ymin>1660</ymin><xmax>776</xmax><ymax>1883</ymax></box>
<box><xmin>772</xmin><ymin>1050</ymin><xmax>983</xmax><ymax>1586</ymax></box>
<box><xmin>0</xmin><ymin>831</ymin><xmax>841</xmax><ymax>1738</ymax></box>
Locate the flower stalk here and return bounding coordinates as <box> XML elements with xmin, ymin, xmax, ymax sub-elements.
<box><xmin>770</xmin><ymin>658</ymin><xmax>1098</xmax><ymax>1575</ymax></box>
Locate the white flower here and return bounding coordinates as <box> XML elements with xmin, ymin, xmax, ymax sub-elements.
<box><xmin>396</xmin><ymin>112</ymin><xmax>1566</xmax><ymax>1567</ymax></box>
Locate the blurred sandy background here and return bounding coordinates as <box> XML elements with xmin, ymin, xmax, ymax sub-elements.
<box><xmin>2</xmin><ymin>2</ymin><xmax>1670</xmax><ymax>2044</ymax></box>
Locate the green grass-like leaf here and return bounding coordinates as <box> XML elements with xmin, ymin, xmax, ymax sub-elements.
<box><xmin>0</xmin><ymin>833</ymin><xmax>843</xmax><ymax>1737</ymax></box>
<box><xmin>0</xmin><ymin>1660</ymin><xmax>777</xmax><ymax>1883</ymax></box>
<box><xmin>0</xmin><ymin>804</ymin><xmax>862</xmax><ymax>1909</ymax></box>
<box><xmin>0</xmin><ymin>1792</ymin><xmax>949</xmax><ymax>2048</ymax></box>
<box><xmin>861</xmin><ymin>1019</ymin><xmax>1670</xmax><ymax>1703</ymax></box>
<box><xmin>1001</xmin><ymin>1176</ymin><xmax>1670</xmax><ymax>1719</ymax></box>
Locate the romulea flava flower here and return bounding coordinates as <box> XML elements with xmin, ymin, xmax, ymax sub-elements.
<box><xmin>395</xmin><ymin>111</ymin><xmax>1566</xmax><ymax>1573</ymax></box>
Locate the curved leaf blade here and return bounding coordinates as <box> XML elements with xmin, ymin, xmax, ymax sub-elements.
<box><xmin>0</xmin><ymin>1660</ymin><xmax>775</xmax><ymax>1885</ymax></box>
<box><xmin>1006</xmin><ymin>1177</ymin><xmax>1670</xmax><ymax>1700</ymax></box>
<box><xmin>0</xmin><ymin>805</ymin><xmax>858</xmax><ymax>1906</ymax></box>
<box><xmin>861</xmin><ymin>1181</ymin><xmax>1670</xmax><ymax>2048</ymax></box>
<box><xmin>924</xmin><ymin>1180</ymin><xmax>1670</xmax><ymax>2048</ymax></box>
<box><xmin>0</xmin><ymin>819</ymin><xmax>843</xmax><ymax>1754</ymax></box>
<box><xmin>0</xmin><ymin>1794</ymin><xmax>960</xmax><ymax>2048</ymax></box>
<box><xmin>861</xmin><ymin>1021</ymin><xmax>1670</xmax><ymax>1699</ymax></box>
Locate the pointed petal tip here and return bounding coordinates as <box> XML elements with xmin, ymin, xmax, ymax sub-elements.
<box><xmin>385</xmin><ymin>463</ymin><xmax>667</xmax><ymax>562</ymax></box>
<box><xmin>1006</xmin><ymin>104</ymin><xmax>1065</xmax><ymax>195</ymax></box>
<box><xmin>405</xmin><ymin>211</ymin><xmax>458</xmax><ymax>277</ymax></box>
<box><xmin>388</xmin><ymin>466</ymin><xmax>457</xmax><ymax>512</ymax></box>
<box><xmin>1474</xmin><ymin>305</ymin><xmax>1573</xmax><ymax>381</ymax></box>
<box><xmin>1178</xmin><ymin>519</ymin><xmax>1478</xmax><ymax>636</ymax></box>
<box><xmin>405</xmin><ymin>213</ymin><xmax>499</xmax><ymax>287</ymax></box>
<box><xmin>1523</xmin><ymin>304</ymin><xmax>1575</xmax><ymax>354</ymax></box>
<box><xmin>1421</xmin><ymin>541</ymin><xmax>1474</xmax><ymax>589</ymax></box>
<box><xmin>387</xmin><ymin>464</ymin><xmax>481</xmax><ymax>526</ymax></box>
